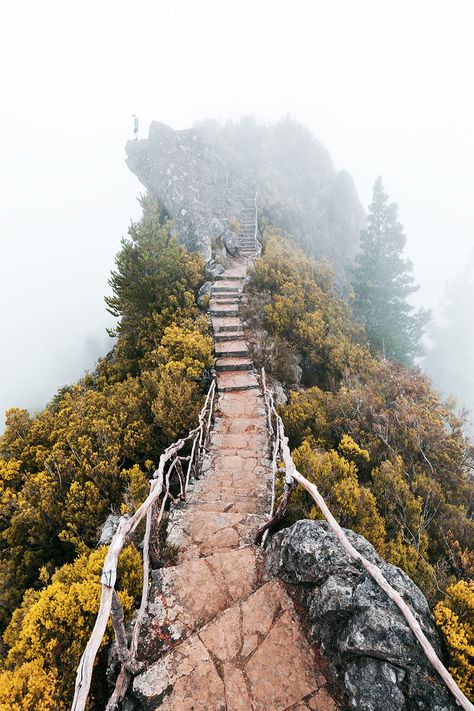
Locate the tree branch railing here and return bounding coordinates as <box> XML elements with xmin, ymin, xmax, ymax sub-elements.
<box><xmin>71</xmin><ymin>378</ymin><xmax>216</xmax><ymax>711</ymax></box>
<box><xmin>258</xmin><ymin>367</ymin><xmax>473</xmax><ymax>711</ymax></box>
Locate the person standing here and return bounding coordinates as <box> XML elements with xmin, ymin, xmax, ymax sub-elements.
<box><xmin>132</xmin><ymin>114</ymin><xmax>139</xmax><ymax>140</ymax></box>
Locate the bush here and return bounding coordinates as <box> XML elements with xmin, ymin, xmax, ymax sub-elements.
<box><xmin>434</xmin><ymin>580</ymin><xmax>474</xmax><ymax>700</ymax></box>
<box><xmin>0</xmin><ymin>545</ymin><xmax>142</xmax><ymax>709</ymax></box>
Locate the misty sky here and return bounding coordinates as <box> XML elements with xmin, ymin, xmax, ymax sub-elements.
<box><xmin>1</xmin><ymin>0</ymin><xmax>473</xmax><ymax>429</ymax></box>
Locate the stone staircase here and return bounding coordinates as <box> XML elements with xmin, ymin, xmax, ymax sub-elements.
<box><xmin>236</xmin><ymin>196</ymin><xmax>258</xmax><ymax>257</ymax></box>
<box><xmin>131</xmin><ymin>256</ymin><xmax>339</xmax><ymax>710</ymax></box>
<box><xmin>209</xmin><ymin>260</ymin><xmax>260</xmax><ymax>394</ymax></box>
<box><xmin>225</xmin><ymin>181</ymin><xmax>259</xmax><ymax>258</ymax></box>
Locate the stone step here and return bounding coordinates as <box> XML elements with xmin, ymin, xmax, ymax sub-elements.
<box><xmin>134</xmin><ymin>580</ymin><xmax>328</xmax><ymax>711</ymax></box>
<box><xmin>215</xmin><ymin>357</ymin><xmax>253</xmax><ymax>372</ymax></box>
<box><xmin>215</xmin><ymin>268</ymin><xmax>247</xmax><ymax>280</ymax></box>
<box><xmin>214</xmin><ymin>274</ymin><xmax>245</xmax><ymax>282</ymax></box>
<box><xmin>211</xmin><ymin>292</ymin><xmax>243</xmax><ymax>302</ymax></box>
<box><xmin>166</xmin><ymin>508</ymin><xmax>267</xmax><ymax>563</ymax></box>
<box><xmin>210</xmin><ymin>299</ymin><xmax>240</xmax><ymax>308</ymax></box>
<box><xmin>215</xmin><ymin>340</ymin><xmax>249</xmax><ymax>358</ymax></box>
<box><xmin>143</xmin><ymin>547</ymin><xmax>259</xmax><ymax>645</ymax></box>
<box><xmin>211</xmin><ymin>284</ymin><xmax>242</xmax><ymax>293</ymax></box>
<box><xmin>217</xmin><ymin>371</ymin><xmax>260</xmax><ymax>392</ymax></box>
<box><xmin>211</xmin><ymin>317</ymin><xmax>243</xmax><ymax>333</ymax></box>
<box><xmin>214</xmin><ymin>331</ymin><xmax>245</xmax><ymax>342</ymax></box>
<box><xmin>210</xmin><ymin>305</ymin><xmax>239</xmax><ymax>317</ymax></box>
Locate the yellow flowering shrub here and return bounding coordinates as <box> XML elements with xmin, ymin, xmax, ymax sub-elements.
<box><xmin>434</xmin><ymin>580</ymin><xmax>474</xmax><ymax>700</ymax></box>
<box><xmin>0</xmin><ymin>659</ymin><xmax>61</xmax><ymax>711</ymax></box>
<box><xmin>0</xmin><ymin>545</ymin><xmax>141</xmax><ymax>710</ymax></box>
<box><xmin>292</xmin><ymin>441</ymin><xmax>386</xmax><ymax>552</ymax></box>
<box><xmin>148</xmin><ymin>319</ymin><xmax>213</xmax><ymax>379</ymax></box>
<box><xmin>338</xmin><ymin>434</ymin><xmax>370</xmax><ymax>463</ymax></box>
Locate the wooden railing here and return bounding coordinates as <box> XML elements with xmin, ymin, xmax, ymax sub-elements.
<box><xmin>259</xmin><ymin>368</ymin><xmax>473</xmax><ymax>711</ymax></box>
<box><xmin>71</xmin><ymin>379</ymin><xmax>216</xmax><ymax>711</ymax></box>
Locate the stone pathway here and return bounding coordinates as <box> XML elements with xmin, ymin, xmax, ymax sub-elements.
<box><xmin>133</xmin><ymin>257</ymin><xmax>339</xmax><ymax>710</ymax></box>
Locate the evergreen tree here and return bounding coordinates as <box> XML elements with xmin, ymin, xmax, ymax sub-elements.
<box><xmin>352</xmin><ymin>177</ymin><xmax>429</xmax><ymax>365</ymax></box>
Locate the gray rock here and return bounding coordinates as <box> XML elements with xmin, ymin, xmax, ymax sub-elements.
<box><xmin>125</xmin><ymin>119</ymin><xmax>365</xmax><ymax>290</ymax></box>
<box><xmin>265</xmin><ymin>520</ymin><xmax>456</xmax><ymax>711</ymax></box>
<box><xmin>207</xmin><ymin>260</ymin><xmax>225</xmax><ymax>279</ymax></box>
<box><xmin>271</xmin><ymin>379</ymin><xmax>287</xmax><ymax>405</ymax></box>
<box><xmin>222</xmin><ymin>228</ymin><xmax>240</xmax><ymax>256</ymax></box>
<box><xmin>126</xmin><ymin>121</ymin><xmax>254</xmax><ymax>263</ymax></box>
<box><xmin>197</xmin><ymin>281</ymin><xmax>212</xmax><ymax>306</ymax></box>
<box><xmin>98</xmin><ymin>514</ymin><xmax>121</xmax><ymax>546</ymax></box>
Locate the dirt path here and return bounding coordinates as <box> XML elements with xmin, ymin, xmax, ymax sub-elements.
<box><xmin>132</xmin><ymin>258</ymin><xmax>339</xmax><ymax>710</ymax></box>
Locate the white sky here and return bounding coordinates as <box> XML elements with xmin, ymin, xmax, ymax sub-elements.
<box><xmin>1</xmin><ymin>0</ymin><xmax>473</xmax><ymax>427</ymax></box>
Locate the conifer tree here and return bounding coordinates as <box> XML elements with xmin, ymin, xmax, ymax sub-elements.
<box><xmin>352</xmin><ymin>177</ymin><xmax>429</xmax><ymax>365</ymax></box>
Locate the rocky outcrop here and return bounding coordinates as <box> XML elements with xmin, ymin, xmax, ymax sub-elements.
<box><xmin>265</xmin><ymin>520</ymin><xmax>457</xmax><ymax>711</ymax></box>
<box><xmin>125</xmin><ymin>118</ymin><xmax>365</xmax><ymax>282</ymax></box>
<box><xmin>126</xmin><ymin>122</ymin><xmax>251</xmax><ymax>262</ymax></box>
<box><xmin>98</xmin><ymin>513</ymin><xmax>121</xmax><ymax>546</ymax></box>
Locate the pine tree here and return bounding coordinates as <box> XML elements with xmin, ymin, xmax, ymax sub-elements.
<box><xmin>352</xmin><ymin>177</ymin><xmax>429</xmax><ymax>365</ymax></box>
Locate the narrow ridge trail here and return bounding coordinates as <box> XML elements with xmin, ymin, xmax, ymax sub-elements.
<box><xmin>132</xmin><ymin>256</ymin><xmax>340</xmax><ymax>709</ymax></box>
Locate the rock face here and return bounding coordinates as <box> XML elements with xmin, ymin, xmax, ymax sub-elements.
<box><xmin>265</xmin><ymin>520</ymin><xmax>457</xmax><ymax>711</ymax></box>
<box><xmin>98</xmin><ymin>513</ymin><xmax>121</xmax><ymax>546</ymax></box>
<box><xmin>125</xmin><ymin>118</ymin><xmax>365</xmax><ymax>283</ymax></box>
<box><xmin>126</xmin><ymin>122</ymin><xmax>250</xmax><ymax>262</ymax></box>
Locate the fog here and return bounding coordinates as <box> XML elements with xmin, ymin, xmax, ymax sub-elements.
<box><xmin>1</xmin><ymin>0</ymin><xmax>473</xmax><ymax>429</ymax></box>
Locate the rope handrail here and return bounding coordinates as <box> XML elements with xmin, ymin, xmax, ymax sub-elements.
<box><xmin>259</xmin><ymin>368</ymin><xmax>473</xmax><ymax>711</ymax></box>
<box><xmin>71</xmin><ymin>379</ymin><xmax>216</xmax><ymax>711</ymax></box>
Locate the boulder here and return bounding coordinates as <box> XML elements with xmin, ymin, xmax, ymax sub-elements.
<box><xmin>126</xmin><ymin>122</ymin><xmax>251</xmax><ymax>263</ymax></box>
<box><xmin>197</xmin><ymin>281</ymin><xmax>212</xmax><ymax>306</ymax></box>
<box><xmin>265</xmin><ymin>520</ymin><xmax>457</xmax><ymax>711</ymax></box>
<box><xmin>222</xmin><ymin>228</ymin><xmax>240</xmax><ymax>257</ymax></box>
<box><xmin>98</xmin><ymin>514</ymin><xmax>121</xmax><ymax>546</ymax></box>
<box><xmin>207</xmin><ymin>260</ymin><xmax>225</xmax><ymax>279</ymax></box>
<box><xmin>271</xmin><ymin>379</ymin><xmax>287</xmax><ymax>405</ymax></box>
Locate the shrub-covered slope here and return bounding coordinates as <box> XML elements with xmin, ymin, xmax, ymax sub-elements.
<box><xmin>0</xmin><ymin>197</ymin><xmax>213</xmax><ymax>708</ymax></box>
<box><xmin>243</xmin><ymin>233</ymin><xmax>474</xmax><ymax>698</ymax></box>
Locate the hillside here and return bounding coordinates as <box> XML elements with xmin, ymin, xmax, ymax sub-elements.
<box><xmin>0</xmin><ymin>122</ymin><xmax>472</xmax><ymax>710</ymax></box>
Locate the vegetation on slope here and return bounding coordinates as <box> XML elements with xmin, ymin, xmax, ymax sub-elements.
<box><xmin>0</xmin><ymin>168</ymin><xmax>472</xmax><ymax>705</ymax></box>
<box><xmin>243</xmin><ymin>232</ymin><xmax>474</xmax><ymax>698</ymax></box>
<box><xmin>0</xmin><ymin>196</ymin><xmax>212</xmax><ymax>709</ymax></box>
